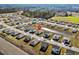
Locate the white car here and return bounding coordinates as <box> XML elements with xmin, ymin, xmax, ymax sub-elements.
<box><xmin>53</xmin><ymin>34</ymin><xmax>61</xmax><ymax>41</ymax></box>
<box><xmin>30</xmin><ymin>40</ymin><xmax>40</xmax><ymax>47</ymax></box>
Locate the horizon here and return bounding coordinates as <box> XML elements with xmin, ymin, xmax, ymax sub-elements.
<box><xmin>0</xmin><ymin>4</ymin><xmax>79</xmax><ymax>8</ymax></box>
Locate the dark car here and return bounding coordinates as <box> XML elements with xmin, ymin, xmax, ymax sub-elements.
<box><xmin>35</xmin><ymin>31</ymin><xmax>42</xmax><ymax>35</ymax></box>
<box><xmin>72</xmin><ymin>29</ymin><xmax>78</xmax><ymax>33</ymax></box>
<box><xmin>16</xmin><ymin>34</ymin><xmax>25</xmax><ymax>40</ymax></box>
<box><xmin>0</xmin><ymin>25</ymin><xmax>3</xmax><ymax>29</ymax></box>
<box><xmin>2</xmin><ymin>29</ymin><xmax>13</xmax><ymax>35</ymax></box>
<box><xmin>72</xmin><ymin>24</ymin><xmax>78</xmax><ymax>28</ymax></box>
<box><xmin>24</xmin><ymin>28</ymin><xmax>30</xmax><ymax>32</ymax></box>
<box><xmin>64</xmin><ymin>27</ymin><xmax>69</xmax><ymax>31</ymax></box>
<box><xmin>53</xmin><ymin>34</ymin><xmax>61</xmax><ymax>41</ymax></box>
<box><xmin>30</xmin><ymin>40</ymin><xmax>40</xmax><ymax>47</ymax></box>
<box><xmin>24</xmin><ymin>36</ymin><xmax>31</xmax><ymax>43</ymax></box>
<box><xmin>62</xmin><ymin>37</ymin><xmax>71</xmax><ymax>46</ymax></box>
<box><xmin>16</xmin><ymin>26</ymin><xmax>22</xmax><ymax>29</ymax></box>
<box><xmin>67</xmin><ymin>23</ymin><xmax>72</xmax><ymax>27</ymax></box>
<box><xmin>29</xmin><ymin>29</ymin><xmax>36</xmax><ymax>34</ymax></box>
<box><xmin>60</xmin><ymin>22</ymin><xmax>65</xmax><ymax>25</ymax></box>
<box><xmin>7</xmin><ymin>30</ymin><xmax>14</xmax><ymax>35</ymax></box>
<box><xmin>56</xmin><ymin>22</ymin><xmax>60</xmax><ymax>24</ymax></box>
<box><xmin>3</xmin><ymin>29</ymin><xmax>8</xmax><ymax>33</ymax></box>
<box><xmin>51</xmin><ymin>45</ymin><xmax>61</xmax><ymax>55</ymax></box>
<box><xmin>43</xmin><ymin>33</ymin><xmax>50</xmax><ymax>38</ymax></box>
<box><xmin>40</xmin><ymin>42</ymin><xmax>49</xmax><ymax>52</ymax></box>
<box><xmin>16</xmin><ymin>22</ymin><xmax>20</xmax><ymax>25</ymax></box>
<box><xmin>10</xmin><ymin>31</ymin><xmax>20</xmax><ymax>36</ymax></box>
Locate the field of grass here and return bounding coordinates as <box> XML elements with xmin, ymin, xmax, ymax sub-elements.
<box><xmin>51</xmin><ymin>16</ymin><xmax>79</xmax><ymax>24</ymax></box>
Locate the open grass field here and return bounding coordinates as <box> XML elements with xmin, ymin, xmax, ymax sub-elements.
<box><xmin>51</xmin><ymin>16</ymin><xmax>79</xmax><ymax>24</ymax></box>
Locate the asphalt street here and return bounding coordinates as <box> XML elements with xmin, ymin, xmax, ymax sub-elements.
<box><xmin>0</xmin><ymin>37</ymin><xmax>29</xmax><ymax>55</ymax></box>
<box><xmin>0</xmin><ymin>22</ymin><xmax>79</xmax><ymax>52</ymax></box>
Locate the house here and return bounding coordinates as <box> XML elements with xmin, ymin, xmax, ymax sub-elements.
<box><xmin>55</xmin><ymin>12</ymin><xmax>67</xmax><ymax>17</ymax></box>
<box><xmin>71</xmin><ymin>12</ymin><xmax>79</xmax><ymax>17</ymax></box>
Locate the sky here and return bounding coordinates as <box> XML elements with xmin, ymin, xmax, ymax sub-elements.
<box><xmin>0</xmin><ymin>4</ymin><xmax>79</xmax><ymax>8</ymax></box>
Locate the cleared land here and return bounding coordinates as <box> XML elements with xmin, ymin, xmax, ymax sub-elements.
<box><xmin>51</xmin><ymin>16</ymin><xmax>79</xmax><ymax>24</ymax></box>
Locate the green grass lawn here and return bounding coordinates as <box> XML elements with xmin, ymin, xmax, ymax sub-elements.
<box><xmin>51</xmin><ymin>16</ymin><xmax>79</xmax><ymax>24</ymax></box>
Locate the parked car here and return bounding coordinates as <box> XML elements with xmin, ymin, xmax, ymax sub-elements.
<box><xmin>72</xmin><ymin>29</ymin><xmax>78</xmax><ymax>33</ymax></box>
<box><xmin>43</xmin><ymin>33</ymin><xmax>50</xmax><ymax>38</ymax></box>
<box><xmin>64</xmin><ymin>27</ymin><xmax>69</xmax><ymax>31</ymax></box>
<box><xmin>30</xmin><ymin>40</ymin><xmax>40</xmax><ymax>47</ymax></box>
<box><xmin>16</xmin><ymin>34</ymin><xmax>25</xmax><ymax>40</ymax></box>
<box><xmin>16</xmin><ymin>26</ymin><xmax>22</xmax><ymax>29</ymax></box>
<box><xmin>67</xmin><ymin>23</ymin><xmax>72</xmax><ymax>27</ymax></box>
<box><xmin>72</xmin><ymin>24</ymin><xmax>78</xmax><ymax>28</ymax></box>
<box><xmin>24</xmin><ymin>28</ymin><xmax>30</xmax><ymax>32</ymax></box>
<box><xmin>40</xmin><ymin>42</ymin><xmax>49</xmax><ymax>52</ymax></box>
<box><xmin>53</xmin><ymin>34</ymin><xmax>61</xmax><ymax>41</ymax></box>
<box><xmin>24</xmin><ymin>36</ymin><xmax>31</xmax><ymax>43</ymax></box>
<box><xmin>51</xmin><ymin>45</ymin><xmax>61</xmax><ymax>55</ymax></box>
<box><xmin>62</xmin><ymin>37</ymin><xmax>71</xmax><ymax>47</ymax></box>
<box><xmin>3</xmin><ymin>28</ymin><xmax>13</xmax><ymax>35</ymax></box>
<box><xmin>10</xmin><ymin>31</ymin><xmax>20</xmax><ymax>36</ymax></box>
<box><xmin>6</xmin><ymin>30</ymin><xmax>14</xmax><ymax>35</ymax></box>
<box><xmin>29</xmin><ymin>29</ymin><xmax>36</xmax><ymax>34</ymax></box>
<box><xmin>0</xmin><ymin>25</ymin><xmax>3</xmax><ymax>29</ymax></box>
<box><xmin>35</xmin><ymin>31</ymin><xmax>42</xmax><ymax>35</ymax></box>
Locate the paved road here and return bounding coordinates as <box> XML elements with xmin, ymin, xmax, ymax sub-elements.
<box><xmin>12</xmin><ymin>21</ymin><xmax>32</xmax><ymax>28</ymax></box>
<box><xmin>42</xmin><ymin>27</ymin><xmax>73</xmax><ymax>38</ymax></box>
<box><xmin>0</xmin><ymin>37</ymin><xmax>29</xmax><ymax>55</ymax></box>
<box><xmin>0</xmin><ymin>22</ymin><xmax>79</xmax><ymax>53</ymax></box>
<box><xmin>39</xmin><ymin>21</ymin><xmax>78</xmax><ymax>30</ymax></box>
